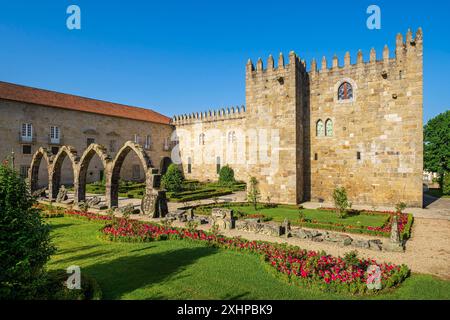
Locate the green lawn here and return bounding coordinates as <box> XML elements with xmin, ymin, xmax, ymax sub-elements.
<box><xmin>46</xmin><ymin>216</ymin><xmax>450</xmax><ymax>300</ymax></box>
<box><xmin>232</xmin><ymin>206</ymin><xmax>388</xmax><ymax>227</ymax></box>
<box><xmin>195</xmin><ymin>205</ymin><xmax>388</xmax><ymax>228</ymax></box>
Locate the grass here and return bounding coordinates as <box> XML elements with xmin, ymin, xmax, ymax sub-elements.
<box><xmin>229</xmin><ymin>205</ymin><xmax>388</xmax><ymax>228</ymax></box>
<box><xmin>46</xmin><ymin>216</ymin><xmax>450</xmax><ymax>300</ymax></box>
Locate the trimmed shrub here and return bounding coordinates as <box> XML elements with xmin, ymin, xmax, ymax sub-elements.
<box><xmin>0</xmin><ymin>164</ymin><xmax>55</xmax><ymax>299</ymax></box>
<box><xmin>218</xmin><ymin>165</ymin><xmax>235</xmax><ymax>186</ymax></box>
<box><xmin>443</xmin><ymin>172</ymin><xmax>450</xmax><ymax>196</ymax></box>
<box><xmin>161</xmin><ymin>164</ymin><xmax>184</xmax><ymax>192</ymax></box>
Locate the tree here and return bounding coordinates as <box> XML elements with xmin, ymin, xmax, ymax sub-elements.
<box><xmin>247</xmin><ymin>177</ymin><xmax>260</xmax><ymax>210</ymax></box>
<box><xmin>424</xmin><ymin>110</ymin><xmax>450</xmax><ymax>190</ymax></box>
<box><xmin>161</xmin><ymin>164</ymin><xmax>184</xmax><ymax>192</ymax></box>
<box><xmin>0</xmin><ymin>164</ymin><xmax>55</xmax><ymax>299</ymax></box>
<box><xmin>332</xmin><ymin>187</ymin><xmax>352</xmax><ymax>218</ymax></box>
<box><xmin>218</xmin><ymin>165</ymin><xmax>235</xmax><ymax>186</ymax></box>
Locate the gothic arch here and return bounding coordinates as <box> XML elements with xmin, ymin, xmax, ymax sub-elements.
<box><xmin>76</xmin><ymin>143</ymin><xmax>112</xmax><ymax>204</ymax></box>
<box><xmin>49</xmin><ymin>146</ymin><xmax>79</xmax><ymax>201</ymax></box>
<box><xmin>29</xmin><ymin>147</ymin><xmax>53</xmax><ymax>193</ymax></box>
<box><xmin>107</xmin><ymin>141</ymin><xmax>155</xmax><ymax>208</ymax></box>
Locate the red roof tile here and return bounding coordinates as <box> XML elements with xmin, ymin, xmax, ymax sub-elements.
<box><xmin>0</xmin><ymin>81</ymin><xmax>171</xmax><ymax>125</ymax></box>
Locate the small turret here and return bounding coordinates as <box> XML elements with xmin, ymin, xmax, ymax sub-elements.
<box><xmin>357</xmin><ymin>50</ymin><xmax>363</xmax><ymax>65</ymax></box>
<box><xmin>332</xmin><ymin>54</ymin><xmax>338</xmax><ymax>69</ymax></box>
<box><xmin>383</xmin><ymin>45</ymin><xmax>390</xmax><ymax>63</ymax></box>
<box><xmin>344</xmin><ymin>52</ymin><xmax>351</xmax><ymax>67</ymax></box>
<box><xmin>289</xmin><ymin>51</ymin><xmax>296</xmax><ymax>65</ymax></box>
<box><xmin>267</xmin><ymin>54</ymin><xmax>274</xmax><ymax>71</ymax></box>
<box><xmin>246</xmin><ymin>59</ymin><xmax>254</xmax><ymax>73</ymax></box>
<box><xmin>311</xmin><ymin>58</ymin><xmax>317</xmax><ymax>74</ymax></box>
<box><xmin>321</xmin><ymin>56</ymin><xmax>327</xmax><ymax>72</ymax></box>
<box><xmin>278</xmin><ymin>52</ymin><xmax>284</xmax><ymax>69</ymax></box>
<box><xmin>370</xmin><ymin>48</ymin><xmax>376</xmax><ymax>63</ymax></box>
<box><xmin>406</xmin><ymin>29</ymin><xmax>413</xmax><ymax>45</ymax></box>
<box><xmin>256</xmin><ymin>58</ymin><xmax>263</xmax><ymax>72</ymax></box>
<box><xmin>396</xmin><ymin>33</ymin><xmax>404</xmax><ymax>59</ymax></box>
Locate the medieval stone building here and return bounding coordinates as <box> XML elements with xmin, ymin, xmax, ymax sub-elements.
<box><xmin>173</xmin><ymin>29</ymin><xmax>423</xmax><ymax>207</ymax></box>
<box><xmin>0</xmin><ymin>29</ymin><xmax>423</xmax><ymax>208</ymax></box>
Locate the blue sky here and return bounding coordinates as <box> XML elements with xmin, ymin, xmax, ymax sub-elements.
<box><xmin>0</xmin><ymin>0</ymin><xmax>449</xmax><ymax>123</ymax></box>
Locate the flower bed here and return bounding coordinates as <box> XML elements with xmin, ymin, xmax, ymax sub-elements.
<box><xmin>101</xmin><ymin>217</ymin><xmax>410</xmax><ymax>295</ymax></box>
<box><xmin>36</xmin><ymin>203</ymin><xmax>113</xmax><ymax>222</ymax></box>
<box><xmin>39</xmin><ymin>207</ymin><xmax>411</xmax><ymax>294</ymax></box>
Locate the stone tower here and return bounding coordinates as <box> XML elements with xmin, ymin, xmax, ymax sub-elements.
<box><xmin>245</xmin><ymin>52</ymin><xmax>308</xmax><ymax>204</ymax></box>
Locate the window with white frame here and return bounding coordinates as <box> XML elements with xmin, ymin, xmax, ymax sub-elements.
<box><xmin>134</xmin><ymin>134</ymin><xmax>141</xmax><ymax>144</ymax></box>
<box><xmin>50</xmin><ymin>126</ymin><xmax>60</xmax><ymax>143</ymax></box>
<box><xmin>21</xmin><ymin>123</ymin><xmax>33</xmax><ymax>141</ymax></box>
<box><xmin>145</xmin><ymin>135</ymin><xmax>152</xmax><ymax>149</ymax></box>
<box><xmin>228</xmin><ymin>131</ymin><xmax>236</xmax><ymax>144</ymax></box>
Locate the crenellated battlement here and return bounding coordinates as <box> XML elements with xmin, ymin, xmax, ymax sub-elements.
<box><xmin>171</xmin><ymin>105</ymin><xmax>246</xmax><ymax>125</ymax></box>
<box><xmin>246</xmin><ymin>51</ymin><xmax>308</xmax><ymax>76</ymax></box>
<box><xmin>309</xmin><ymin>28</ymin><xmax>423</xmax><ymax>77</ymax></box>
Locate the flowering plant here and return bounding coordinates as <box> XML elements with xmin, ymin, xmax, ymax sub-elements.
<box><xmin>100</xmin><ymin>216</ymin><xmax>410</xmax><ymax>295</ymax></box>
<box><xmin>43</xmin><ymin>207</ymin><xmax>411</xmax><ymax>294</ymax></box>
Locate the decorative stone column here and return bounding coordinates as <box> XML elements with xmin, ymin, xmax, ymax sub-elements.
<box><xmin>140</xmin><ymin>168</ymin><xmax>168</xmax><ymax>218</ymax></box>
<box><xmin>384</xmin><ymin>215</ymin><xmax>405</xmax><ymax>252</ymax></box>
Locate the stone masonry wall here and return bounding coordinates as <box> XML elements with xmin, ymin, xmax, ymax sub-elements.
<box><xmin>307</xmin><ymin>29</ymin><xmax>423</xmax><ymax>206</ymax></box>
<box><xmin>0</xmin><ymin>100</ymin><xmax>174</xmax><ymax>187</ymax></box>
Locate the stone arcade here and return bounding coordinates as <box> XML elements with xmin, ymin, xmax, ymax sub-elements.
<box><xmin>28</xmin><ymin>141</ymin><xmax>168</xmax><ymax>217</ymax></box>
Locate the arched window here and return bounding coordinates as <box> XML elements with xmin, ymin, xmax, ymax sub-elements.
<box><xmin>338</xmin><ymin>82</ymin><xmax>353</xmax><ymax>100</ymax></box>
<box><xmin>199</xmin><ymin>133</ymin><xmax>205</xmax><ymax>146</ymax></box>
<box><xmin>325</xmin><ymin>119</ymin><xmax>333</xmax><ymax>137</ymax></box>
<box><xmin>316</xmin><ymin>120</ymin><xmax>324</xmax><ymax>137</ymax></box>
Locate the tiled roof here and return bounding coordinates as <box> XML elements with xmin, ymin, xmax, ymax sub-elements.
<box><xmin>0</xmin><ymin>81</ymin><xmax>171</xmax><ymax>125</ymax></box>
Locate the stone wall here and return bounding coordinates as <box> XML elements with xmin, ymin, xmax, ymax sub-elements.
<box><xmin>172</xmin><ymin>29</ymin><xmax>423</xmax><ymax>207</ymax></box>
<box><xmin>0</xmin><ymin>99</ymin><xmax>174</xmax><ymax>187</ymax></box>
<box><xmin>307</xmin><ymin>29</ymin><xmax>423</xmax><ymax>206</ymax></box>
<box><xmin>172</xmin><ymin>107</ymin><xmax>248</xmax><ymax>183</ymax></box>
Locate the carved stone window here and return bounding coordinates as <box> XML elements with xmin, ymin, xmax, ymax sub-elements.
<box><xmin>338</xmin><ymin>82</ymin><xmax>353</xmax><ymax>100</ymax></box>
<box><xmin>325</xmin><ymin>119</ymin><xmax>333</xmax><ymax>137</ymax></box>
<box><xmin>316</xmin><ymin>120</ymin><xmax>325</xmax><ymax>137</ymax></box>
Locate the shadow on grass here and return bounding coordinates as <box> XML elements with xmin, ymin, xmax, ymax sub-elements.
<box><xmin>83</xmin><ymin>246</ymin><xmax>219</xmax><ymax>300</ymax></box>
<box><xmin>55</xmin><ymin>250</ymin><xmax>113</xmax><ymax>265</ymax></box>
<box><xmin>48</xmin><ymin>223</ymin><xmax>75</xmax><ymax>231</ymax></box>
<box><xmin>57</xmin><ymin>245</ymin><xmax>100</xmax><ymax>255</ymax></box>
